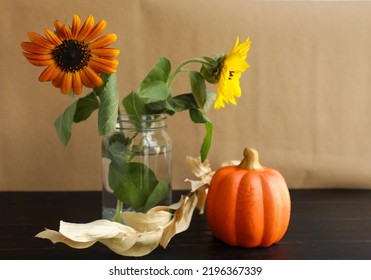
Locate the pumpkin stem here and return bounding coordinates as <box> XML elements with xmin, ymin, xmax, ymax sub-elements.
<box><xmin>237</xmin><ymin>147</ymin><xmax>264</xmax><ymax>170</ymax></box>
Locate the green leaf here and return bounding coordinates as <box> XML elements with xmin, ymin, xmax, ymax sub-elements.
<box><xmin>189</xmin><ymin>108</ymin><xmax>209</xmax><ymax>123</ymax></box>
<box><xmin>108</xmin><ymin>163</ymin><xmax>147</xmax><ymax>209</ymax></box>
<box><xmin>108</xmin><ymin>162</ymin><xmax>159</xmax><ymax>210</ymax></box>
<box><xmin>122</xmin><ymin>91</ymin><xmax>147</xmax><ymax>115</ymax></box>
<box><xmin>98</xmin><ymin>73</ymin><xmax>119</xmax><ymax>136</ymax></box>
<box><xmin>139</xmin><ymin>81</ymin><xmax>171</xmax><ymax>103</ymax></box>
<box><xmin>156</xmin><ymin>56</ymin><xmax>171</xmax><ymax>77</ymax></box>
<box><xmin>171</xmin><ymin>93</ymin><xmax>198</xmax><ymax>110</ymax></box>
<box><xmin>143</xmin><ymin>93</ymin><xmax>197</xmax><ymax>115</ymax></box>
<box><xmin>144</xmin><ymin>100</ymin><xmax>178</xmax><ymax>116</ymax></box>
<box><xmin>54</xmin><ymin>100</ymin><xmax>78</xmax><ymax>147</ymax></box>
<box><xmin>103</xmin><ymin>135</ymin><xmax>129</xmax><ymax>171</ymax></box>
<box><xmin>139</xmin><ymin>57</ymin><xmax>171</xmax><ymax>87</ymax></box>
<box><xmin>189</xmin><ymin>71</ymin><xmax>207</xmax><ymax>109</ymax></box>
<box><xmin>188</xmin><ymin>108</ymin><xmax>213</xmax><ymax>162</ymax></box>
<box><xmin>73</xmin><ymin>92</ymin><xmax>99</xmax><ymax>123</ymax></box>
<box><xmin>138</xmin><ymin>57</ymin><xmax>171</xmax><ymax>103</ymax></box>
<box><xmin>143</xmin><ymin>180</ymin><xmax>171</xmax><ymax>212</ymax></box>
<box><xmin>122</xmin><ymin>91</ymin><xmax>150</xmax><ymax>129</ymax></box>
<box><xmin>203</xmin><ymin>92</ymin><xmax>216</xmax><ymax>113</ymax></box>
<box><xmin>200</xmin><ymin>121</ymin><xmax>213</xmax><ymax>162</ymax></box>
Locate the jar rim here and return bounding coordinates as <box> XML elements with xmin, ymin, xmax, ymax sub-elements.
<box><xmin>118</xmin><ymin>113</ymin><xmax>166</xmax><ymax>121</ymax></box>
<box><xmin>116</xmin><ymin>113</ymin><xmax>167</xmax><ymax>130</ymax></box>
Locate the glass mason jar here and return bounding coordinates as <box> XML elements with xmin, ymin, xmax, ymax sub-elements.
<box><xmin>101</xmin><ymin>114</ymin><xmax>172</xmax><ymax>222</ymax></box>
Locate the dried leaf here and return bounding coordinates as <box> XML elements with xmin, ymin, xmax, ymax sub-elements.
<box><xmin>115</xmin><ymin>229</ymin><xmax>164</xmax><ymax>257</ymax></box>
<box><xmin>35</xmin><ymin>155</ymin><xmax>221</xmax><ymax>257</ymax></box>
<box><xmin>100</xmin><ymin>234</ymin><xmax>140</xmax><ymax>255</ymax></box>
<box><xmin>185</xmin><ymin>156</ymin><xmax>212</xmax><ymax>178</ymax></box>
<box><xmin>122</xmin><ymin>210</ymin><xmax>172</xmax><ymax>232</ymax></box>
<box><xmin>184</xmin><ymin>178</ymin><xmax>204</xmax><ymax>192</ymax></box>
<box><xmin>185</xmin><ymin>156</ymin><xmax>214</xmax><ymax>193</ymax></box>
<box><xmin>59</xmin><ymin>219</ymin><xmax>133</xmax><ymax>242</ymax></box>
<box><xmin>100</xmin><ymin>231</ymin><xmax>160</xmax><ymax>257</ymax></box>
<box><xmin>149</xmin><ymin>195</ymin><xmax>187</xmax><ymax>212</ymax></box>
<box><xmin>36</xmin><ymin>229</ymin><xmax>97</xmax><ymax>249</ymax></box>
<box><xmin>173</xmin><ymin>194</ymin><xmax>198</xmax><ymax>234</ymax></box>
<box><xmin>222</xmin><ymin>159</ymin><xmax>240</xmax><ymax>166</ymax></box>
<box><xmin>160</xmin><ymin>193</ymin><xmax>198</xmax><ymax>248</ymax></box>
<box><xmin>196</xmin><ymin>185</ymin><xmax>208</xmax><ymax>214</ymax></box>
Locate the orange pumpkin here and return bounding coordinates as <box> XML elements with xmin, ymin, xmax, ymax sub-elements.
<box><xmin>206</xmin><ymin>147</ymin><xmax>291</xmax><ymax>248</ymax></box>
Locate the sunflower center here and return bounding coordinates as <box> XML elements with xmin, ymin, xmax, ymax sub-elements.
<box><xmin>52</xmin><ymin>40</ymin><xmax>91</xmax><ymax>72</ymax></box>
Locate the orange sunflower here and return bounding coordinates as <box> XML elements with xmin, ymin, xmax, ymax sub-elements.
<box><xmin>21</xmin><ymin>14</ymin><xmax>120</xmax><ymax>95</ymax></box>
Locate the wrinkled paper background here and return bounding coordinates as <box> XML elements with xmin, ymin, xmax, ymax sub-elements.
<box><xmin>2</xmin><ymin>0</ymin><xmax>371</xmax><ymax>191</ymax></box>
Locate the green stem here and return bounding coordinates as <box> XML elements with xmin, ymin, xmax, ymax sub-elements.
<box><xmin>167</xmin><ymin>58</ymin><xmax>212</xmax><ymax>87</ymax></box>
<box><xmin>113</xmin><ymin>199</ymin><xmax>123</xmax><ymax>223</ymax></box>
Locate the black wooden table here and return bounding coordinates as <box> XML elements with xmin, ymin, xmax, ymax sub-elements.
<box><xmin>1</xmin><ymin>189</ymin><xmax>371</xmax><ymax>260</ymax></box>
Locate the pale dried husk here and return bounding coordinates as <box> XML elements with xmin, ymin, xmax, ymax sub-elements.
<box><xmin>35</xmin><ymin>156</ymin><xmax>230</xmax><ymax>257</ymax></box>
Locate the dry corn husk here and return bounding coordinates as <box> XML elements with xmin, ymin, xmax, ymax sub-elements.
<box><xmin>36</xmin><ymin>156</ymin><xmax>217</xmax><ymax>257</ymax></box>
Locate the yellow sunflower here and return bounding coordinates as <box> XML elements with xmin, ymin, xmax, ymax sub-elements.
<box><xmin>21</xmin><ymin>14</ymin><xmax>119</xmax><ymax>95</ymax></box>
<box><xmin>215</xmin><ymin>37</ymin><xmax>251</xmax><ymax>109</ymax></box>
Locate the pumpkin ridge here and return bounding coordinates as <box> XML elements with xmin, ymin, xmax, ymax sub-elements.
<box><xmin>206</xmin><ymin>166</ymin><xmax>237</xmax><ymax>242</ymax></box>
<box><xmin>216</xmin><ymin>170</ymin><xmax>246</xmax><ymax>245</ymax></box>
<box><xmin>269</xmin><ymin>171</ymin><xmax>291</xmax><ymax>243</ymax></box>
<box><xmin>260</xmin><ymin>173</ymin><xmax>276</xmax><ymax>246</ymax></box>
<box><xmin>235</xmin><ymin>171</ymin><xmax>265</xmax><ymax>247</ymax></box>
<box><xmin>260</xmin><ymin>171</ymin><xmax>290</xmax><ymax>246</ymax></box>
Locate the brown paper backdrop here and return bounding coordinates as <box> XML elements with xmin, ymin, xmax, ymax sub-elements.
<box><xmin>2</xmin><ymin>0</ymin><xmax>371</xmax><ymax>191</ymax></box>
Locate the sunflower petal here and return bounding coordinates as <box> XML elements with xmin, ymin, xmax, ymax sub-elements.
<box><xmin>39</xmin><ymin>64</ymin><xmax>61</xmax><ymax>82</ymax></box>
<box><xmin>79</xmin><ymin>69</ymin><xmax>95</xmax><ymax>88</ymax></box>
<box><xmin>91</xmin><ymin>48</ymin><xmax>120</xmax><ymax>58</ymax></box>
<box><xmin>72</xmin><ymin>72</ymin><xmax>83</xmax><ymax>95</ymax></box>
<box><xmin>71</xmin><ymin>14</ymin><xmax>81</xmax><ymax>39</ymax></box>
<box><xmin>25</xmin><ymin>58</ymin><xmax>53</xmax><ymax>67</ymax></box>
<box><xmin>89</xmin><ymin>59</ymin><xmax>117</xmax><ymax>74</ymax></box>
<box><xmin>28</xmin><ymin>32</ymin><xmax>55</xmax><ymax>50</ymax></box>
<box><xmin>38</xmin><ymin>65</ymin><xmax>54</xmax><ymax>82</ymax></box>
<box><xmin>54</xmin><ymin>20</ymin><xmax>66</xmax><ymax>40</ymax></box>
<box><xmin>84</xmin><ymin>67</ymin><xmax>103</xmax><ymax>87</ymax></box>
<box><xmin>232</xmin><ymin>36</ymin><xmax>240</xmax><ymax>50</ymax></box>
<box><xmin>214</xmin><ymin>96</ymin><xmax>225</xmax><ymax>109</ymax></box>
<box><xmin>52</xmin><ymin>71</ymin><xmax>64</xmax><ymax>88</ymax></box>
<box><xmin>90</xmin><ymin>57</ymin><xmax>118</xmax><ymax>68</ymax></box>
<box><xmin>22</xmin><ymin>52</ymin><xmax>53</xmax><ymax>61</ymax></box>
<box><xmin>84</xmin><ymin>20</ymin><xmax>107</xmax><ymax>43</ymax></box>
<box><xmin>89</xmin><ymin>34</ymin><xmax>117</xmax><ymax>49</ymax></box>
<box><xmin>21</xmin><ymin>42</ymin><xmax>51</xmax><ymax>54</ymax></box>
<box><xmin>77</xmin><ymin>15</ymin><xmax>94</xmax><ymax>41</ymax></box>
<box><xmin>232</xmin><ymin>37</ymin><xmax>251</xmax><ymax>61</ymax></box>
<box><xmin>61</xmin><ymin>72</ymin><xmax>73</xmax><ymax>94</ymax></box>
<box><xmin>62</xmin><ymin>24</ymin><xmax>72</xmax><ymax>40</ymax></box>
<box><xmin>226</xmin><ymin>57</ymin><xmax>249</xmax><ymax>72</ymax></box>
<box><xmin>45</xmin><ymin>29</ymin><xmax>62</xmax><ymax>45</ymax></box>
